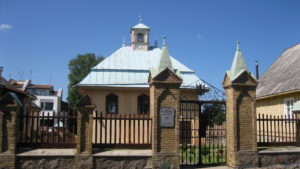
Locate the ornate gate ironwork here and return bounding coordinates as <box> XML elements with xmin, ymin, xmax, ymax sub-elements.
<box><xmin>180</xmin><ymin>100</ymin><xmax>226</xmax><ymax>166</ymax></box>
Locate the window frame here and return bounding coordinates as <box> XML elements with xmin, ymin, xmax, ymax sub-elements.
<box><xmin>137</xmin><ymin>94</ymin><xmax>149</xmax><ymax>114</ymax></box>
<box><xmin>136</xmin><ymin>33</ymin><xmax>144</xmax><ymax>43</ymax></box>
<box><xmin>106</xmin><ymin>93</ymin><xmax>118</xmax><ymax>114</ymax></box>
<box><xmin>284</xmin><ymin>97</ymin><xmax>294</xmax><ymax>116</ymax></box>
<box><xmin>40</xmin><ymin>101</ymin><xmax>54</xmax><ymax>111</ymax></box>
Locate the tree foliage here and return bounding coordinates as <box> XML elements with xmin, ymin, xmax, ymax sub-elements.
<box><xmin>200</xmin><ymin>102</ymin><xmax>226</xmax><ymax>137</ymax></box>
<box><xmin>67</xmin><ymin>53</ymin><xmax>104</xmax><ymax>110</ymax></box>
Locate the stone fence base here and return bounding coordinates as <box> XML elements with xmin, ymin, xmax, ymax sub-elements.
<box><xmin>17</xmin><ymin>156</ymin><xmax>152</xmax><ymax>169</ymax></box>
<box><xmin>258</xmin><ymin>147</ymin><xmax>300</xmax><ymax>168</ymax></box>
<box><xmin>1</xmin><ymin>149</ymin><xmax>152</xmax><ymax>169</ymax></box>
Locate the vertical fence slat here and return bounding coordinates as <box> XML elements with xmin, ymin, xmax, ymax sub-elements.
<box><xmin>258</xmin><ymin>114</ymin><xmax>261</xmax><ymax>143</ymax></box>
<box><xmin>262</xmin><ymin>114</ymin><xmax>265</xmax><ymax>143</ymax></box>
<box><xmin>270</xmin><ymin>115</ymin><xmax>273</xmax><ymax>142</ymax></box>
<box><xmin>285</xmin><ymin>115</ymin><xmax>288</xmax><ymax>142</ymax></box>
<box><xmin>288</xmin><ymin>114</ymin><xmax>292</xmax><ymax>142</ymax></box>
<box><xmin>30</xmin><ymin>111</ymin><xmax>34</xmax><ymax>143</ymax></box>
<box><xmin>119</xmin><ymin>113</ymin><xmax>121</xmax><ymax>144</ymax></box>
<box><xmin>276</xmin><ymin>115</ymin><xmax>279</xmax><ymax>143</ymax></box>
<box><xmin>292</xmin><ymin>114</ymin><xmax>295</xmax><ymax>142</ymax></box>
<box><xmin>109</xmin><ymin>113</ymin><xmax>112</xmax><ymax>144</ymax></box>
<box><xmin>41</xmin><ymin>112</ymin><xmax>45</xmax><ymax>143</ymax></box>
<box><xmin>138</xmin><ymin>114</ymin><xmax>140</xmax><ymax>144</ymax></box>
<box><xmin>105</xmin><ymin>113</ymin><xmax>107</xmax><ymax>144</ymax></box>
<box><xmin>129</xmin><ymin>114</ymin><xmax>131</xmax><ymax>144</ymax></box>
<box><xmin>95</xmin><ymin>111</ymin><xmax>98</xmax><ymax>144</ymax></box>
<box><xmin>58</xmin><ymin>111</ymin><xmax>61</xmax><ymax>143</ymax></box>
<box><xmin>36</xmin><ymin>112</ymin><xmax>39</xmax><ymax>143</ymax></box>
<box><xmin>114</xmin><ymin>113</ymin><xmax>117</xmax><ymax>144</ymax></box>
<box><xmin>133</xmin><ymin>114</ymin><xmax>136</xmax><ymax>144</ymax></box>
<box><xmin>25</xmin><ymin>112</ymin><xmax>29</xmax><ymax>143</ymax></box>
<box><xmin>100</xmin><ymin>112</ymin><xmax>103</xmax><ymax>144</ymax></box>
<box><xmin>20</xmin><ymin>111</ymin><xmax>23</xmax><ymax>143</ymax></box>
<box><xmin>63</xmin><ymin>111</ymin><xmax>65</xmax><ymax>143</ymax></box>
<box><xmin>147</xmin><ymin>114</ymin><xmax>149</xmax><ymax>144</ymax></box>
<box><xmin>47</xmin><ymin>112</ymin><xmax>50</xmax><ymax>143</ymax></box>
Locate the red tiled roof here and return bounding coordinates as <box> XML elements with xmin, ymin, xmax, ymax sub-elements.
<box><xmin>0</xmin><ymin>85</ymin><xmax>37</xmax><ymax>99</ymax></box>
<box><xmin>11</xmin><ymin>84</ymin><xmax>23</xmax><ymax>88</ymax></box>
<box><xmin>27</xmin><ymin>85</ymin><xmax>52</xmax><ymax>89</ymax></box>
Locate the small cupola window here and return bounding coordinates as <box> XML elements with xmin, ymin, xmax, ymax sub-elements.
<box><xmin>137</xmin><ymin>33</ymin><xmax>144</xmax><ymax>43</ymax></box>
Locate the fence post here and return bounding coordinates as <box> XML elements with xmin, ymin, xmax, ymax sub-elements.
<box><xmin>75</xmin><ymin>95</ymin><xmax>94</xmax><ymax>169</ymax></box>
<box><xmin>223</xmin><ymin>42</ymin><xmax>258</xmax><ymax>168</ymax></box>
<box><xmin>0</xmin><ymin>110</ymin><xmax>3</xmax><ymax>153</ymax></box>
<box><xmin>0</xmin><ymin>92</ymin><xmax>22</xmax><ymax>169</ymax></box>
<box><xmin>296</xmin><ymin>120</ymin><xmax>300</xmax><ymax>143</ymax></box>
<box><xmin>149</xmin><ymin>42</ymin><xmax>182</xmax><ymax>169</ymax></box>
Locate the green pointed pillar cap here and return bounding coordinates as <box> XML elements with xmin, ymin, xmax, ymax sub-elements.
<box><xmin>226</xmin><ymin>41</ymin><xmax>250</xmax><ymax>81</ymax></box>
<box><xmin>151</xmin><ymin>36</ymin><xmax>175</xmax><ymax>77</ymax></box>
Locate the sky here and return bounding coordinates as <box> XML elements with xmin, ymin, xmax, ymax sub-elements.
<box><xmin>1</xmin><ymin>0</ymin><xmax>300</xmax><ymax>101</ymax></box>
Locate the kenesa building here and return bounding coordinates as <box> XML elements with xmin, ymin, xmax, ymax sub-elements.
<box><xmin>76</xmin><ymin>19</ymin><xmax>205</xmax><ymax>144</ymax></box>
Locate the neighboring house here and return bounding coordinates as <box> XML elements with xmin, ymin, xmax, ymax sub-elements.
<box><xmin>256</xmin><ymin>43</ymin><xmax>300</xmax><ymax>116</ymax></box>
<box><xmin>10</xmin><ymin>79</ymin><xmax>63</xmax><ymax>127</ymax></box>
<box><xmin>77</xmin><ymin>19</ymin><xmax>205</xmax><ymax>115</ymax></box>
<box><xmin>0</xmin><ymin>67</ymin><xmax>37</xmax><ymax>112</ymax></box>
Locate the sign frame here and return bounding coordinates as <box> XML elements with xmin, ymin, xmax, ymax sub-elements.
<box><xmin>159</xmin><ymin>107</ymin><xmax>175</xmax><ymax>128</ymax></box>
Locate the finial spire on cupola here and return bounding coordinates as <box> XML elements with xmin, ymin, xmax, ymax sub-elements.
<box><xmin>226</xmin><ymin>41</ymin><xmax>250</xmax><ymax>81</ymax></box>
<box><xmin>236</xmin><ymin>40</ymin><xmax>241</xmax><ymax>51</ymax></box>
<box><xmin>122</xmin><ymin>36</ymin><xmax>126</xmax><ymax>47</ymax></box>
<box><xmin>139</xmin><ymin>15</ymin><xmax>142</xmax><ymax>23</ymax></box>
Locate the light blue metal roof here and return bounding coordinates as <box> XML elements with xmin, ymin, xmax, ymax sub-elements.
<box><xmin>78</xmin><ymin>46</ymin><xmax>205</xmax><ymax>89</ymax></box>
<box><xmin>132</xmin><ymin>23</ymin><xmax>150</xmax><ymax>29</ymax></box>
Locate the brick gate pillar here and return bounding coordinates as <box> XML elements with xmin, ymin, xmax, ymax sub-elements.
<box><xmin>149</xmin><ymin>37</ymin><xmax>182</xmax><ymax>169</ymax></box>
<box><xmin>0</xmin><ymin>93</ymin><xmax>22</xmax><ymax>169</ymax></box>
<box><xmin>75</xmin><ymin>95</ymin><xmax>95</xmax><ymax>169</ymax></box>
<box><xmin>223</xmin><ymin>41</ymin><xmax>258</xmax><ymax>168</ymax></box>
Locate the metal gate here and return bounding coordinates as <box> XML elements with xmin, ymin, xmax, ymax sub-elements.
<box><xmin>180</xmin><ymin>100</ymin><xmax>226</xmax><ymax>167</ymax></box>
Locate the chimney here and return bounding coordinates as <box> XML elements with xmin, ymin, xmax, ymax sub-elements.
<box><xmin>255</xmin><ymin>61</ymin><xmax>259</xmax><ymax>79</ymax></box>
<box><xmin>0</xmin><ymin>66</ymin><xmax>3</xmax><ymax>78</ymax></box>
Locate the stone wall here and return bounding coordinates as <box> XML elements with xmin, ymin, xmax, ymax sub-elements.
<box><xmin>258</xmin><ymin>150</ymin><xmax>300</xmax><ymax>168</ymax></box>
<box><xmin>16</xmin><ymin>155</ymin><xmax>151</xmax><ymax>169</ymax></box>
<box><xmin>94</xmin><ymin>156</ymin><xmax>151</xmax><ymax>169</ymax></box>
<box><xmin>17</xmin><ymin>156</ymin><xmax>75</xmax><ymax>169</ymax></box>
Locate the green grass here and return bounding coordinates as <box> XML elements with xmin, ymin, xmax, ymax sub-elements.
<box><xmin>180</xmin><ymin>144</ymin><xmax>226</xmax><ymax>165</ymax></box>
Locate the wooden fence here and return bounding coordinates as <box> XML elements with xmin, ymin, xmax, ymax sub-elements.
<box><xmin>257</xmin><ymin>113</ymin><xmax>300</xmax><ymax>146</ymax></box>
<box><xmin>18</xmin><ymin>111</ymin><xmax>77</xmax><ymax>148</ymax></box>
<box><xmin>93</xmin><ymin>112</ymin><xmax>152</xmax><ymax>149</ymax></box>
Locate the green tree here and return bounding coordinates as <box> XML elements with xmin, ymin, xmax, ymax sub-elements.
<box><xmin>67</xmin><ymin>53</ymin><xmax>104</xmax><ymax>110</ymax></box>
<box><xmin>200</xmin><ymin>102</ymin><xmax>226</xmax><ymax>137</ymax></box>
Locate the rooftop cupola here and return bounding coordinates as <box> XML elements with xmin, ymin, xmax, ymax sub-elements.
<box><xmin>131</xmin><ymin>16</ymin><xmax>150</xmax><ymax>51</ymax></box>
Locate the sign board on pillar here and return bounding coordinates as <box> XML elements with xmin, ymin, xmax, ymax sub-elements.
<box><xmin>160</xmin><ymin>107</ymin><xmax>175</xmax><ymax>128</ymax></box>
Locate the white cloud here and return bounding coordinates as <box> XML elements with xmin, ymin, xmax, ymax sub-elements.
<box><xmin>0</xmin><ymin>24</ymin><xmax>12</xmax><ymax>30</ymax></box>
<box><xmin>196</xmin><ymin>33</ymin><xmax>204</xmax><ymax>40</ymax></box>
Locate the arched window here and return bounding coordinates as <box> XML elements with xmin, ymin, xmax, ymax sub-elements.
<box><xmin>138</xmin><ymin>94</ymin><xmax>149</xmax><ymax>114</ymax></box>
<box><xmin>106</xmin><ymin>93</ymin><xmax>118</xmax><ymax>114</ymax></box>
<box><xmin>137</xmin><ymin>33</ymin><xmax>144</xmax><ymax>43</ymax></box>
